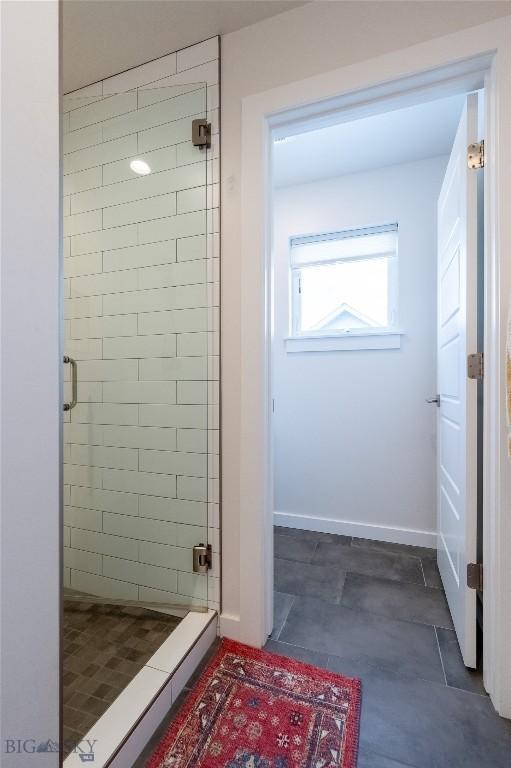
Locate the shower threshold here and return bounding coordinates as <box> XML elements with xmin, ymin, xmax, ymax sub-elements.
<box><xmin>63</xmin><ymin>589</ymin><xmax>209</xmax><ymax>616</ymax></box>
<box><xmin>63</xmin><ymin>601</ymin><xmax>217</xmax><ymax>768</ymax></box>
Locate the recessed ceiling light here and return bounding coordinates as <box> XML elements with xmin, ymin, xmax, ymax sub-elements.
<box><xmin>130</xmin><ymin>159</ymin><xmax>151</xmax><ymax>175</ymax></box>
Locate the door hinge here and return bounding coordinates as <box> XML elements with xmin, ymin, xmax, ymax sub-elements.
<box><xmin>192</xmin><ymin>118</ymin><xmax>211</xmax><ymax>150</ymax></box>
<box><xmin>467</xmin><ymin>140</ymin><xmax>484</xmax><ymax>169</ymax></box>
<box><xmin>467</xmin><ymin>352</ymin><xmax>484</xmax><ymax>380</ymax></box>
<box><xmin>467</xmin><ymin>562</ymin><xmax>483</xmax><ymax>591</ymax></box>
<box><xmin>192</xmin><ymin>543</ymin><xmax>212</xmax><ymax>573</ymax></box>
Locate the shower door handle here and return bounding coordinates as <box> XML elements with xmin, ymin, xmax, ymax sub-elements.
<box><xmin>63</xmin><ymin>355</ymin><xmax>78</xmax><ymax>411</ymax></box>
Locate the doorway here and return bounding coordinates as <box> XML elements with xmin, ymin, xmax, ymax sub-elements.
<box><xmin>269</xmin><ymin>87</ymin><xmax>484</xmax><ymax>662</ymax></box>
<box><xmin>263</xmin><ymin>85</ymin><xmax>511</xmax><ymax>765</ymax></box>
<box><xmin>235</xmin><ymin>23</ymin><xmax>511</xmax><ymax>724</ymax></box>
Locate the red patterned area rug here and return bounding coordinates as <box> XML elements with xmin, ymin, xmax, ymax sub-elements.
<box><xmin>147</xmin><ymin>639</ymin><xmax>361</xmax><ymax>768</ymax></box>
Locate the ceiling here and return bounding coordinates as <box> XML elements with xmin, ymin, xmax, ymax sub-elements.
<box><xmin>62</xmin><ymin>0</ymin><xmax>307</xmax><ymax>92</ymax></box>
<box><xmin>272</xmin><ymin>94</ymin><xmax>466</xmax><ymax>187</ymax></box>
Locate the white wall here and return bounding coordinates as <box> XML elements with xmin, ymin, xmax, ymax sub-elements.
<box><xmin>0</xmin><ymin>1</ymin><xmax>60</xmax><ymax>764</ymax></box>
<box><xmin>62</xmin><ymin>38</ymin><xmax>221</xmax><ymax>613</ymax></box>
<box><xmin>220</xmin><ymin>0</ymin><xmax>511</xmax><ymax>633</ymax></box>
<box><xmin>272</xmin><ymin>157</ymin><xmax>447</xmax><ymax>546</ymax></box>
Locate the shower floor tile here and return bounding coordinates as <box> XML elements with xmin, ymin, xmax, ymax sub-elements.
<box><xmin>62</xmin><ymin>600</ymin><xmax>181</xmax><ymax>757</ymax></box>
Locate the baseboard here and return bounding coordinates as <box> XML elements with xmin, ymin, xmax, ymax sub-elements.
<box><xmin>219</xmin><ymin>611</ymin><xmax>241</xmax><ymax>640</ymax></box>
<box><xmin>274</xmin><ymin>511</ymin><xmax>437</xmax><ymax>549</ymax></box>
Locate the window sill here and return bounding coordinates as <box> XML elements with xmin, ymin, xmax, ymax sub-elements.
<box><xmin>284</xmin><ymin>330</ymin><xmax>404</xmax><ymax>352</ymax></box>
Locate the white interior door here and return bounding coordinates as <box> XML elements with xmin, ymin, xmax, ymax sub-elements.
<box><xmin>437</xmin><ymin>92</ymin><xmax>480</xmax><ymax>669</ymax></box>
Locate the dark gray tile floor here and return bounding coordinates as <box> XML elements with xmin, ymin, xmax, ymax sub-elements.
<box><xmin>268</xmin><ymin>526</ymin><xmax>511</xmax><ymax>768</ymax></box>
<box><xmin>132</xmin><ymin>528</ymin><xmax>511</xmax><ymax>767</ymax></box>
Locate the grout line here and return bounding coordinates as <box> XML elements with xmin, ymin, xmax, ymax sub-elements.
<box><xmin>419</xmin><ymin>558</ymin><xmax>427</xmax><ymax>587</ymax></box>
<box><xmin>269</xmin><ymin>636</ymin><xmax>312</xmax><ymax>653</ymax></box>
<box><xmin>274</xmin><ymin>595</ymin><xmax>295</xmax><ymax>642</ymax></box>
<box><xmin>65</xmin><ymin>85</ymin><xmax>204</xmax><ymax>135</ymax></box>
<box><xmin>327</xmin><ymin>642</ymin><xmax>451</xmax><ymax>691</ymax></box>
<box><xmin>434</xmin><ymin>626</ymin><xmax>448</xmax><ymax>686</ymax></box>
<box><xmin>444</xmin><ymin>681</ymin><xmax>488</xmax><ymax>699</ymax></box>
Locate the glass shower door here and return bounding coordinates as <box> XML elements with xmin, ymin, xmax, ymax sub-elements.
<box><xmin>62</xmin><ymin>82</ymin><xmax>213</xmax><ymax>614</ymax></box>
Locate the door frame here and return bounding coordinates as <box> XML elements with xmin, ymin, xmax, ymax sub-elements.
<box><xmin>235</xmin><ymin>16</ymin><xmax>511</xmax><ymax>717</ymax></box>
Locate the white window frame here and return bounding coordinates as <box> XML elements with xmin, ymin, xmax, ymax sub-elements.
<box><xmin>287</xmin><ymin>223</ymin><xmax>403</xmax><ymax>352</ymax></box>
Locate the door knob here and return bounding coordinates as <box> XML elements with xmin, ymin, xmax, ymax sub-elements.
<box><xmin>426</xmin><ymin>396</ymin><xmax>440</xmax><ymax>407</ymax></box>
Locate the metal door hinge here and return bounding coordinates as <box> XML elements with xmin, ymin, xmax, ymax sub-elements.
<box><xmin>192</xmin><ymin>543</ymin><xmax>212</xmax><ymax>573</ymax></box>
<box><xmin>467</xmin><ymin>563</ymin><xmax>483</xmax><ymax>591</ymax></box>
<box><xmin>467</xmin><ymin>140</ymin><xmax>484</xmax><ymax>169</ymax></box>
<box><xmin>192</xmin><ymin>119</ymin><xmax>211</xmax><ymax>149</ymax></box>
<box><xmin>467</xmin><ymin>352</ymin><xmax>484</xmax><ymax>380</ymax></box>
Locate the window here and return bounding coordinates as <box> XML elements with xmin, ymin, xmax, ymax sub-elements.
<box><xmin>288</xmin><ymin>224</ymin><xmax>401</xmax><ymax>351</ymax></box>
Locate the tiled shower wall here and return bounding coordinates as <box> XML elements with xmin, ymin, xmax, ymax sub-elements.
<box><xmin>62</xmin><ymin>37</ymin><xmax>220</xmax><ymax>612</ymax></box>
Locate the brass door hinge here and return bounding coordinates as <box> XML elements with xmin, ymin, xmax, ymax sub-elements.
<box><xmin>467</xmin><ymin>352</ymin><xmax>484</xmax><ymax>380</ymax></box>
<box><xmin>467</xmin><ymin>563</ymin><xmax>483</xmax><ymax>591</ymax></box>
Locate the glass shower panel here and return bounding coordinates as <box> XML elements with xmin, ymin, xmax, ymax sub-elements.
<box><xmin>62</xmin><ymin>83</ymin><xmax>211</xmax><ymax>612</ymax></box>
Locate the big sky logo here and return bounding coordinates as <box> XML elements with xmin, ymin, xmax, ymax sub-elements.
<box><xmin>4</xmin><ymin>738</ymin><xmax>97</xmax><ymax>761</ymax></box>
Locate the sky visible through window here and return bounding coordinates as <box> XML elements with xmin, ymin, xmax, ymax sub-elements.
<box><xmin>298</xmin><ymin>256</ymin><xmax>390</xmax><ymax>332</ymax></box>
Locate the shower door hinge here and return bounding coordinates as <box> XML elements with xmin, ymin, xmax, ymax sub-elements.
<box><xmin>467</xmin><ymin>352</ymin><xmax>484</xmax><ymax>380</ymax></box>
<box><xmin>192</xmin><ymin>543</ymin><xmax>212</xmax><ymax>574</ymax></box>
<box><xmin>192</xmin><ymin>118</ymin><xmax>211</xmax><ymax>149</ymax></box>
<box><xmin>467</xmin><ymin>140</ymin><xmax>484</xmax><ymax>169</ymax></box>
<box><xmin>467</xmin><ymin>563</ymin><xmax>483</xmax><ymax>591</ymax></box>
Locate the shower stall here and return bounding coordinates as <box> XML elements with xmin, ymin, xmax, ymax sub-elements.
<box><xmin>61</xmin><ymin>54</ymin><xmax>219</xmax><ymax>764</ymax></box>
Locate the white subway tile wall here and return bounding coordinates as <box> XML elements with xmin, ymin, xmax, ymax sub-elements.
<box><xmin>63</xmin><ymin>37</ymin><xmax>220</xmax><ymax>612</ymax></box>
